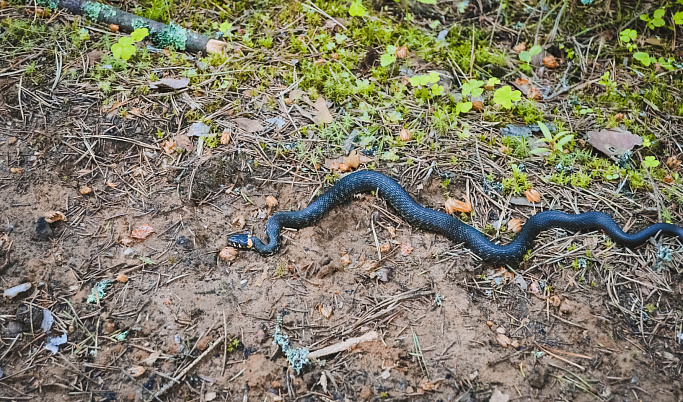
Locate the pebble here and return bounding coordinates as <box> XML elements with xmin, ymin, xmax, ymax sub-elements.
<box><xmin>123</xmin><ymin>247</ymin><xmax>135</xmax><ymax>257</ymax></box>
<box><xmin>255</xmin><ymin>329</ymin><xmax>266</xmax><ymax>344</ymax></box>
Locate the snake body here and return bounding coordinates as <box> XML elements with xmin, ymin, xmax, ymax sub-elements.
<box><xmin>228</xmin><ymin>171</ymin><xmax>683</xmax><ymax>264</ymax></box>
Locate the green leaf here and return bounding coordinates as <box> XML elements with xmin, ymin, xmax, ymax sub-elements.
<box><xmin>492</xmin><ymin>86</ymin><xmax>521</xmax><ymax>109</ymax></box>
<box><xmin>619</xmin><ymin>29</ymin><xmax>637</xmax><ymax>43</ymax></box>
<box><xmin>462</xmin><ymin>79</ymin><xmax>484</xmax><ymax>97</ymax></box>
<box><xmin>380</xmin><ymin>52</ymin><xmax>396</xmax><ymax>67</ymax></box>
<box><xmin>349</xmin><ymin>0</ymin><xmax>367</xmax><ymax>17</ymax></box>
<box><xmin>640</xmin><ymin>14</ymin><xmax>651</xmax><ymax>22</ymax></box>
<box><xmin>428</xmin><ymin>72</ymin><xmax>440</xmax><ymax>84</ymax></box>
<box><xmin>674</xmin><ymin>11</ymin><xmax>683</xmax><ymax>24</ymax></box>
<box><xmin>633</xmin><ymin>52</ymin><xmax>651</xmax><ymax>66</ymax></box>
<box><xmin>642</xmin><ymin>156</ymin><xmax>660</xmax><ymax>168</ymax></box>
<box><xmin>486</xmin><ymin>77</ymin><xmax>500</xmax><ymax>88</ymax></box>
<box><xmin>538</xmin><ymin>121</ymin><xmax>553</xmax><ymax>141</ymax></box>
<box><xmin>119</xmin><ymin>36</ymin><xmax>134</xmax><ymax>46</ymax></box>
<box><xmin>555</xmin><ymin>134</ymin><xmax>574</xmax><ymax>150</ymax></box>
<box><xmin>529</xmin><ymin>45</ymin><xmax>542</xmax><ymax>56</ymax></box>
<box><xmin>457</xmin><ymin>102</ymin><xmax>473</xmax><ymax>114</ymax></box>
<box><xmin>111</xmin><ymin>43</ymin><xmax>123</xmax><ymax>59</ymax></box>
<box><xmin>417</xmin><ymin>0</ymin><xmax>437</xmax><ymax>3</ymax></box>
<box><xmin>139</xmin><ymin>256</ymin><xmax>156</xmax><ymax>265</ymax></box>
<box><xmin>653</xmin><ymin>8</ymin><xmax>665</xmax><ymax>19</ymax></box>
<box><xmin>430</xmin><ymin>84</ymin><xmax>444</xmax><ymax>96</ymax></box>
<box><xmin>519</xmin><ymin>51</ymin><xmax>531</xmax><ymax>63</ymax></box>
<box><xmin>530</xmin><ymin>147</ymin><xmax>550</xmax><ymax>155</ymax></box>
<box><xmin>130</xmin><ymin>27</ymin><xmax>149</xmax><ymax>42</ymax></box>
<box><xmin>120</xmin><ymin>45</ymin><xmax>135</xmax><ymax>60</ymax></box>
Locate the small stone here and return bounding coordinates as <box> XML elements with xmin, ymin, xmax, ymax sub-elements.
<box><xmin>496</xmin><ymin>327</ymin><xmax>506</xmax><ymax>334</ymax></box>
<box><xmin>16</xmin><ymin>303</ymin><xmax>43</xmax><ymax>329</ymax></box>
<box><xmin>5</xmin><ymin>321</ymin><xmax>23</xmax><ymax>337</ymax></box>
<box><xmin>123</xmin><ymin>247</ymin><xmax>135</xmax><ymax>257</ymax></box>
<box><xmin>406</xmin><ymin>386</ymin><xmax>414</xmax><ymax>393</ymax></box>
<box><xmin>103</xmin><ymin>321</ymin><xmax>116</xmax><ymax>334</ymax></box>
<box><xmin>271</xmin><ymin>380</ymin><xmax>281</xmax><ymax>389</ymax></box>
<box><xmin>486</xmin><ymin>321</ymin><xmax>494</xmax><ymax>327</ymax></box>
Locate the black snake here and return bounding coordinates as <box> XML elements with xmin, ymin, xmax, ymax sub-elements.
<box><xmin>228</xmin><ymin>171</ymin><xmax>683</xmax><ymax>264</ymax></box>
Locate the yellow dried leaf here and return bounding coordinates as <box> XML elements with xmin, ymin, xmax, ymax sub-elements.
<box><xmin>399</xmin><ymin>127</ymin><xmax>412</xmax><ymax>142</ymax></box>
<box><xmin>161</xmin><ymin>140</ymin><xmax>177</xmax><ymax>155</ymax></box>
<box><xmin>79</xmin><ymin>185</ymin><xmax>92</xmax><ymax>195</ymax></box>
<box><xmin>266</xmin><ymin>196</ymin><xmax>278</xmax><ymax>208</ymax></box>
<box><xmin>379</xmin><ymin>243</ymin><xmax>391</xmax><ymax>253</ymax></box>
<box><xmin>507</xmin><ymin>218</ymin><xmax>522</xmax><ymax>233</ymax></box>
<box><xmin>44</xmin><ymin>211</ymin><xmax>66</xmax><ymax>224</ymax></box>
<box><xmin>524</xmin><ymin>188</ymin><xmax>541</xmax><ymax>203</ymax></box>
<box><xmin>10</xmin><ymin>167</ymin><xmax>24</xmax><ymax>174</ymax></box>
<box><xmin>445</xmin><ymin>196</ymin><xmax>472</xmax><ymax>214</ymax></box>
<box><xmin>220</xmin><ymin>131</ymin><xmax>231</xmax><ymax>145</ymax></box>
<box><xmin>131</xmin><ymin>224</ymin><xmax>154</xmax><ymax>240</ymax></box>
<box><xmin>343</xmin><ymin>150</ymin><xmax>360</xmax><ymax>169</ymax></box>
<box><xmin>542</xmin><ymin>54</ymin><xmax>558</xmax><ymax>68</ymax></box>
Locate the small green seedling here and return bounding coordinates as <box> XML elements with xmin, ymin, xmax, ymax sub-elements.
<box><xmin>380</xmin><ymin>45</ymin><xmax>397</xmax><ymax>67</ymax></box>
<box><xmin>519</xmin><ymin>45</ymin><xmax>542</xmax><ymax>70</ymax></box>
<box><xmin>409</xmin><ymin>72</ymin><xmax>440</xmax><ymax>87</ymax></box>
<box><xmin>642</xmin><ymin>156</ymin><xmax>660</xmax><ymax>168</ymax></box>
<box><xmin>111</xmin><ymin>27</ymin><xmax>148</xmax><ymax>61</ymax></box>
<box><xmin>674</xmin><ymin>11</ymin><xmax>683</xmax><ymax>24</ymax></box>
<box><xmin>633</xmin><ymin>52</ymin><xmax>656</xmax><ymax>67</ymax></box>
<box><xmin>485</xmin><ymin>77</ymin><xmax>501</xmax><ymax>90</ymax></box>
<box><xmin>531</xmin><ymin>121</ymin><xmax>574</xmax><ymax>154</ymax></box>
<box><xmin>492</xmin><ymin>86</ymin><xmax>521</xmax><ymax>109</ymax></box>
<box><xmin>349</xmin><ymin>0</ymin><xmax>366</xmax><ymax>16</ymax></box>
<box><xmin>619</xmin><ymin>29</ymin><xmax>637</xmax><ymax>51</ymax></box>
<box><xmin>455</xmin><ymin>102</ymin><xmax>472</xmax><ymax>114</ymax></box>
<box><xmin>640</xmin><ymin>9</ymin><xmax>666</xmax><ymax>29</ymax></box>
<box><xmin>462</xmin><ymin>79</ymin><xmax>484</xmax><ymax>98</ymax></box>
<box><xmin>598</xmin><ymin>71</ymin><xmax>616</xmax><ymax>94</ymax></box>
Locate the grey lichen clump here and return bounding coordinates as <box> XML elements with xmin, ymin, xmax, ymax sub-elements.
<box><xmin>273</xmin><ymin>315</ymin><xmax>309</xmax><ymax>374</ymax></box>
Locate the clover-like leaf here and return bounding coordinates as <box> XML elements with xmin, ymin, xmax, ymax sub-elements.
<box><xmin>619</xmin><ymin>29</ymin><xmax>637</xmax><ymax>43</ymax></box>
<box><xmin>493</xmin><ymin>86</ymin><xmax>521</xmax><ymax>109</ymax></box>
<box><xmin>674</xmin><ymin>11</ymin><xmax>683</xmax><ymax>25</ymax></box>
<box><xmin>633</xmin><ymin>52</ymin><xmax>651</xmax><ymax>66</ymax></box>
<box><xmin>111</xmin><ymin>43</ymin><xmax>123</xmax><ymax>59</ymax></box>
<box><xmin>130</xmin><ymin>27</ymin><xmax>149</xmax><ymax>42</ymax></box>
<box><xmin>349</xmin><ymin>0</ymin><xmax>367</xmax><ymax>17</ymax></box>
<box><xmin>380</xmin><ymin>45</ymin><xmax>397</xmax><ymax>67</ymax></box>
<box><xmin>529</xmin><ymin>45</ymin><xmax>542</xmax><ymax>56</ymax></box>
<box><xmin>642</xmin><ymin>156</ymin><xmax>660</xmax><ymax>168</ymax></box>
<box><xmin>462</xmin><ymin>79</ymin><xmax>484</xmax><ymax>97</ymax></box>
<box><xmin>456</xmin><ymin>102</ymin><xmax>472</xmax><ymax>114</ymax></box>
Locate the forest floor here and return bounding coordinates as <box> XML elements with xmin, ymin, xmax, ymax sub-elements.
<box><xmin>1</xmin><ymin>0</ymin><xmax>683</xmax><ymax>400</ymax></box>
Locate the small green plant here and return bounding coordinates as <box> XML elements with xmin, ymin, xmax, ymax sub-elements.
<box><xmin>349</xmin><ymin>0</ymin><xmax>367</xmax><ymax>17</ymax></box>
<box><xmin>409</xmin><ymin>72</ymin><xmax>443</xmax><ymax>99</ymax></box>
<box><xmin>111</xmin><ymin>28</ymin><xmax>148</xmax><ymax>61</ymax></box>
<box><xmin>519</xmin><ymin>45</ymin><xmax>542</xmax><ymax>70</ymax></box>
<box><xmin>531</xmin><ymin>121</ymin><xmax>574</xmax><ymax>154</ymax></box>
<box><xmin>380</xmin><ymin>45</ymin><xmax>397</xmax><ymax>67</ymax></box>
<box><xmin>619</xmin><ymin>29</ymin><xmax>637</xmax><ymax>51</ymax></box>
<box><xmin>640</xmin><ymin>8</ymin><xmax>666</xmax><ymax>29</ymax></box>
<box><xmin>492</xmin><ymin>86</ymin><xmax>521</xmax><ymax>109</ymax></box>
<box><xmin>462</xmin><ymin>79</ymin><xmax>484</xmax><ymax>98</ymax></box>
<box><xmin>674</xmin><ymin>11</ymin><xmax>683</xmax><ymax>24</ymax></box>
<box><xmin>633</xmin><ymin>52</ymin><xmax>655</xmax><ymax>67</ymax></box>
<box><xmin>598</xmin><ymin>71</ymin><xmax>616</xmax><ymax>94</ymax></box>
<box><xmin>642</xmin><ymin>156</ymin><xmax>660</xmax><ymax>168</ymax></box>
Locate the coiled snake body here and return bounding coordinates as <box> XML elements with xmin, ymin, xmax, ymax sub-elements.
<box><xmin>228</xmin><ymin>171</ymin><xmax>683</xmax><ymax>264</ymax></box>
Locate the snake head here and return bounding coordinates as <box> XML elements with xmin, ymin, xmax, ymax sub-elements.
<box><xmin>227</xmin><ymin>233</ymin><xmax>253</xmax><ymax>249</ymax></box>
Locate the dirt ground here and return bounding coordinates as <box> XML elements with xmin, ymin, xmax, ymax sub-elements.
<box><xmin>1</xmin><ymin>1</ymin><xmax>683</xmax><ymax>401</ymax></box>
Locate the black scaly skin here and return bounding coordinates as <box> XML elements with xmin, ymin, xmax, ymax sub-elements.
<box><xmin>228</xmin><ymin>171</ymin><xmax>683</xmax><ymax>264</ymax></box>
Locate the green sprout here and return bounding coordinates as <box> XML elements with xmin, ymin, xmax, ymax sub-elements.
<box><xmin>111</xmin><ymin>27</ymin><xmax>148</xmax><ymax>61</ymax></box>
<box><xmin>380</xmin><ymin>45</ymin><xmax>397</xmax><ymax>67</ymax></box>
<box><xmin>642</xmin><ymin>156</ymin><xmax>660</xmax><ymax>169</ymax></box>
<box><xmin>349</xmin><ymin>0</ymin><xmax>367</xmax><ymax>17</ymax></box>
<box><xmin>633</xmin><ymin>52</ymin><xmax>656</xmax><ymax>67</ymax></box>
<box><xmin>492</xmin><ymin>86</ymin><xmax>522</xmax><ymax>109</ymax></box>
<box><xmin>462</xmin><ymin>79</ymin><xmax>484</xmax><ymax>98</ymax></box>
<box><xmin>640</xmin><ymin>8</ymin><xmax>666</xmax><ymax>29</ymax></box>
<box><xmin>531</xmin><ymin>121</ymin><xmax>574</xmax><ymax>154</ymax></box>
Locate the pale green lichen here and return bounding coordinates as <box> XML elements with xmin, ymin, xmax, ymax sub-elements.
<box><xmin>33</xmin><ymin>0</ymin><xmax>58</xmax><ymax>9</ymax></box>
<box><xmin>273</xmin><ymin>315</ymin><xmax>309</xmax><ymax>374</ymax></box>
<box><xmin>87</xmin><ymin>279</ymin><xmax>112</xmax><ymax>303</ymax></box>
<box><xmin>80</xmin><ymin>1</ymin><xmax>115</xmax><ymax>20</ymax></box>
<box><xmin>152</xmin><ymin>22</ymin><xmax>187</xmax><ymax>50</ymax></box>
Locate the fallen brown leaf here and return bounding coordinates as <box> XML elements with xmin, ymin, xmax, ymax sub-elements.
<box><xmin>313</xmin><ymin>96</ymin><xmax>334</xmax><ymax>124</ymax></box>
<box><xmin>131</xmin><ymin>224</ymin><xmax>154</xmax><ymax>240</ymax></box>
<box><xmin>149</xmin><ymin>77</ymin><xmax>190</xmax><ymax>90</ymax></box>
<box><xmin>234</xmin><ymin>117</ymin><xmax>264</xmax><ymax>133</ymax></box>
<box><xmin>507</xmin><ymin>218</ymin><xmax>522</xmax><ymax>233</ymax></box>
<box><xmin>44</xmin><ymin>211</ymin><xmax>66</xmax><ymax>223</ymax></box>
<box><xmin>513</xmin><ymin>42</ymin><xmax>526</xmax><ymax>53</ymax></box>
<box><xmin>173</xmin><ymin>134</ymin><xmax>194</xmax><ymax>153</ymax></box>
<box><xmin>525</xmin><ymin>188</ymin><xmax>541</xmax><ymax>203</ymax></box>
<box><xmin>587</xmin><ymin>129</ymin><xmax>642</xmax><ymax>161</ymax></box>
<box><xmin>220</xmin><ymin>247</ymin><xmax>238</xmax><ymax>262</ymax></box>
<box><xmin>542</xmin><ymin>54</ymin><xmax>558</xmax><ymax>68</ymax></box>
<box><xmin>445</xmin><ymin>196</ymin><xmax>472</xmax><ymax>214</ymax></box>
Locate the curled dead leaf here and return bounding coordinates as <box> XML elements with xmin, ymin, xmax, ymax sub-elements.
<box><xmin>116</xmin><ymin>273</ymin><xmax>128</xmax><ymax>283</ymax></box>
<box><xmin>106</xmin><ymin>181</ymin><xmax>116</xmax><ymax>188</ymax></box>
<box><xmin>79</xmin><ymin>185</ymin><xmax>92</xmax><ymax>195</ymax></box>
<box><xmin>486</xmin><ymin>320</ymin><xmax>494</xmax><ymax>327</ymax></box>
<box><xmin>548</xmin><ymin>295</ymin><xmax>562</xmax><ymax>308</ymax></box>
<box><xmin>513</xmin><ymin>42</ymin><xmax>526</xmax><ymax>53</ymax></box>
<box><xmin>173</xmin><ymin>134</ymin><xmax>194</xmax><ymax>153</ymax></box>
<box><xmin>44</xmin><ymin>211</ymin><xmax>66</xmax><ymax>224</ymax></box>
<box><xmin>161</xmin><ymin>140</ymin><xmax>177</xmax><ymax>155</ymax></box>
<box><xmin>395</xmin><ymin>45</ymin><xmax>408</xmax><ymax>59</ymax></box>
<box><xmin>529</xmin><ymin>281</ymin><xmax>542</xmax><ymax>297</ymax></box>
<box><xmin>666</xmin><ymin>155</ymin><xmax>681</xmax><ymax>170</ymax></box>
<box><xmin>399</xmin><ymin>127</ymin><xmax>412</xmax><ymax>142</ymax></box>
<box><xmin>527</xmin><ymin>86</ymin><xmax>542</xmax><ymax>101</ymax></box>
<box><xmin>496</xmin><ymin>333</ymin><xmax>511</xmax><ymax>347</ymax></box>
<box><xmin>472</xmin><ymin>100</ymin><xmax>484</xmax><ymax>111</ymax></box>
<box><xmin>220</xmin><ymin>131</ymin><xmax>231</xmax><ymax>145</ymax></box>
<box><xmin>340</xmin><ymin>253</ymin><xmax>351</xmax><ymax>266</ymax></box>
<box><xmin>313</xmin><ymin>96</ymin><xmax>334</xmax><ymax>124</ymax></box>
<box><xmin>507</xmin><ymin>218</ymin><xmax>522</xmax><ymax>233</ymax></box>
<box><xmin>400</xmin><ymin>243</ymin><xmax>413</xmax><ymax>256</ymax></box>
<box><xmin>266</xmin><ymin>196</ymin><xmax>279</xmax><ymax>208</ymax></box>
<box><xmin>232</xmin><ymin>215</ymin><xmax>246</xmax><ymax>229</ymax></box>
<box><xmin>220</xmin><ymin>247</ymin><xmax>238</xmax><ymax>262</ymax></box>
<box><xmin>445</xmin><ymin>196</ymin><xmax>472</xmax><ymax>214</ymax></box>
<box><xmin>319</xmin><ymin>305</ymin><xmax>333</xmax><ymax>319</ymax></box>
<box><xmin>614</xmin><ymin>113</ymin><xmax>625</xmax><ymax>122</ymax></box>
<box><xmin>131</xmin><ymin>224</ymin><xmax>154</xmax><ymax>240</ymax></box>
<box><xmin>419</xmin><ymin>379</ymin><xmax>439</xmax><ymax>392</ymax></box>
<box><xmin>380</xmin><ymin>243</ymin><xmax>391</xmax><ymax>253</ymax></box>
<box><xmin>344</xmin><ymin>150</ymin><xmax>360</xmax><ymax>169</ymax></box>
<box><xmin>129</xmin><ymin>366</ymin><xmax>146</xmax><ymax>378</ymax></box>
<box><xmin>542</xmin><ymin>54</ymin><xmax>558</xmax><ymax>68</ymax></box>
<box><xmin>524</xmin><ymin>188</ymin><xmax>541</xmax><ymax>203</ymax></box>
